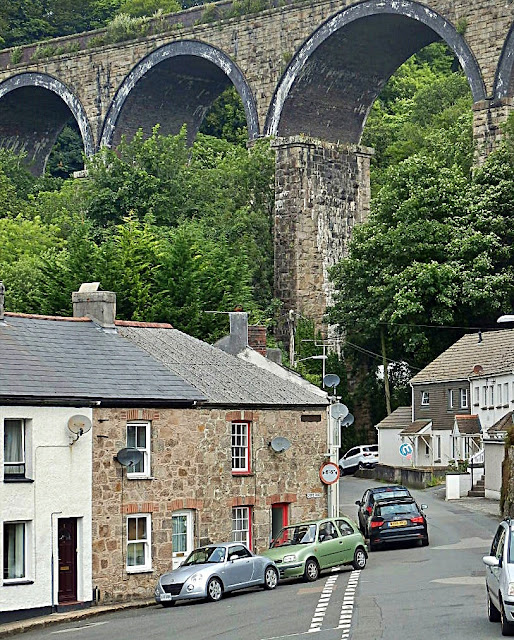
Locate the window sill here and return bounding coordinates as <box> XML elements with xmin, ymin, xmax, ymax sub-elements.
<box><xmin>126</xmin><ymin>567</ymin><xmax>153</xmax><ymax>574</ymax></box>
<box><xmin>232</xmin><ymin>472</ymin><xmax>253</xmax><ymax>477</ymax></box>
<box><xmin>3</xmin><ymin>579</ymin><xmax>34</xmax><ymax>586</ymax></box>
<box><xmin>126</xmin><ymin>475</ymin><xmax>154</xmax><ymax>481</ymax></box>
<box><xmin>3</xmin><ymin>477</ymin><xmax>34</xmax><ymax>483</ymax></box>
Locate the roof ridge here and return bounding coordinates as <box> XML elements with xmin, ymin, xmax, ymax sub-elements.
<box><xmin>4</xmin><ymin>312</ymin><xmax>91</xmax><ymax>322</ymax></box>
<box><xmin>114</xmin><ymin>320</ymin><xmax>173</xmax><ymax>329</ymax></box>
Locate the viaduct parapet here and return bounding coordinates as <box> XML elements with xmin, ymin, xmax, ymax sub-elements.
<box><xmin>0</xmin><ymin>0</ymin><xmax>513</xmax><ymax>336</ymax></box>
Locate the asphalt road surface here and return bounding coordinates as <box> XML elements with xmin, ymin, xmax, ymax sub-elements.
<box><xmin>14</xmin><ymin>476</ymin><xmax>502</xmax><ymax>640</ymax></box>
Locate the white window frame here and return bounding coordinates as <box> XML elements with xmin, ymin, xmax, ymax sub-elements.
<box><xmin>126</xmin><ymin>514</ymin><xmax>152</xmax><ymax>572</ymax></box>
<box><xmin>3</xmin><ymin>419</ymin><xmax>26</xmax><ymax>478</ymax></box>
<box><xmin>490</xmin><ymin>385</ymin><xmax>495</xmax><ymax>406</ymax></box>
<box><xmin>421</xmin><ymin>391</ymin><xmax>430</xmax><ymax>406</ymax></box>
<box><xmin>504</xmin><ymin>383</ymin><xmax>509</xmax><ymax>406</ymax></box>
<box><xmin>231</xmin><ymin>506</ymin><xmax>251</xmax><ymax>548</ymax></box>
<box><xmin>483</xmin><ymin>386</ymin><xmax>488</xmax><ymax>407</ymax></box>
<box><xmin>448</xmin><ymin>389</ymin><xmax>455</xmax><ymax>409</ymax></box>
<box><xmin>3</xmin><ymin>521</ymin><xmax>28</xmax><ymax>582</ymax></box>
<box><xmin>231</xmin><ymin>421</ymin><xmax>250</xmax><ymax>473</ymax></box>
<box><xmin>473</xmin><ymin>386</ymin><xmax>479</xmax><ymax>406</ymax></box>
<box><xmin>460</xmin><ymin>388</ymin><xmax>469</xmax><ymax>409</ymax></box>
<box><xmin>126</xmin><ymin>421</ymin><xmax>151</xmax><ymax>478</ymax></box>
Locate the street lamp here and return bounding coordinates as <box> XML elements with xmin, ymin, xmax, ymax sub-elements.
<box><xmin>296</xmin><ymin>354</ymin><xmax>327</xmax><ymax>380</ymax></box>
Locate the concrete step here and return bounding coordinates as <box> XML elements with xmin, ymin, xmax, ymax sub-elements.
<box><xmin>467</xmin><ymin>489</ymin><xmax>486</xmax><ymax>497</ymax></box>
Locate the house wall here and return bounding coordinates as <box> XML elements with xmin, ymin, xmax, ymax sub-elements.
<box><xmin>484</xmin><ymin>439</ymin><xmax>505</xmax><ymax>500</ymax></box>
<box><xmin>91</xmin><ymin>405</ymin><xmax>327</xmax><ymax>603</ymax></box>
<box><xmin>470</xmin><ymin>372</ymin><xmax>514</xmax><ymax>432</ymax></box>
<box><xmin>412</xmin><ymin>381</ymin><xmax>471</xmax><ymax>429</ymax></box>
<box><xmin>0</xmin><ymin>406</ymin><xmax>93</xmax><ymax>618</ymax></box>
<box><xmin>378</xmin><ymin>428</ymin><xmax>453</xmax><ymax>469</ymax></box>
<box><xmin>377</xmin><ymin>428</ymin><xmax>403</xmax><ymax>467</ymax></box>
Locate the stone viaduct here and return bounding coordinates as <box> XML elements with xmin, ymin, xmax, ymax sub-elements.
<box><xmin>0</xmin><ymin>0</ymin><xmax>513</xmax><ymax>334</ymax></box>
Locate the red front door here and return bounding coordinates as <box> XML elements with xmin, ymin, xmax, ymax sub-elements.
<box><xmin>58</xmin><ymin>518</ymin><xmax>77</xmax><ymax>603</ymax></box>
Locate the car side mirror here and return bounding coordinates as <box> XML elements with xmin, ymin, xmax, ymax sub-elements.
<box><xmin>483</xmin><ymin>555</ymin><xmax>500</xmax><ymax>568</ymax></box>
<box><xmin>355</xmin><ymin>500</ymin><xmax>361</xmax><ymax>506</ymax></box>
<box><xmin>421</xmin><ymin>504</ymin><xmax>428</xmax><ymax>510</ymax></box>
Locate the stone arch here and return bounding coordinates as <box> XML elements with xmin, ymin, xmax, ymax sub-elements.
<box><xmin>494</xmin><ymin>24</ymin><xmax>514</xmax><ymax>99</ymax></box>
<box><xmin>100</xmin><ymin>40</ymin><xmax>259</xmax><ymax>148</ymax></box>
<box><xmin>0</xmin><ymin>72</ymin><xmax>94</xmax><ymax>175</ymax></box>
<box><xmin>265</xmin><ymin>0</ymin><xmax>486</xmax><ymax>142</ymax></box>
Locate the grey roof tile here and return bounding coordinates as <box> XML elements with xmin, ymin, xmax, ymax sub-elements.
<box><xmin>410</xmin><ymin>329</ymin><xmax>514</xmax><ymax>385</ymax></box>
<box><xmin>454</xmin><ymin>414</ymin><xmax>481</xmax><ymax>434</ymax></box>
<box><xmin>375</xmin><ymin>406</ymin><xmax>412</xmax><ymax>429</ymax></box>
<box><xmin>399</xmin><ymin>420</ymin><xmax>432</xmax><ymax>435</ymax></box>
<box><xmin>0</xmin><ymin>315</ymin><xmax>205</xmax><ymax>403</ymax></box>
<box><xmin>117</xmin><ymin>326</ymin><xmax>327</xmax><ymax>407</ymax></box>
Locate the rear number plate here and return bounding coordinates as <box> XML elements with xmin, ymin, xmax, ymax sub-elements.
<box><xmin>389</xmin><ymin>520</ymin><xmax>407</xmax><ymax>527</ymax></box>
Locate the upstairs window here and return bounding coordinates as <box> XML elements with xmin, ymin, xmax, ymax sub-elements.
<box><xmin>4</xmin><ymin>419</ymin><xmax>26</xmax><ymax>478</ymax></box>
<box><xmin>448</xmin><ymin>389</ymin><xmax>455</xmax><ymax>409</ymax></box>
<box><xmin>421</xmin><ymin>391</ymin><xmax>430</xmax><ymax>406</ymax></box>
<box><xmin>126</xmin><ymin>422</ymin><xmax>150</xmax><ymax>478</ymax></box>
<box><xmin>460</xmin><ymin>388</ymin><xmax>469</xmax><ymax>409</ymax></box>
<box><xmin>231</xmin><ymin>422</ymin><xmax>250</xmax><ymax>473</ymax></box>
<box><xmin>473</xmin><ymin>387</ymin><xmax>479</xmax><ymax>406</ymax></box>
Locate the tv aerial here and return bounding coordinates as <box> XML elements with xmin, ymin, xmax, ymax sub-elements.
<box><xmin>269</xmin><ymin>437</ymin><xmax>291</xmax><ymax>453</ymax></box>
<box><xmin>67</xmin><ymin>414</ymin><xmax>92</xmax><ymax>445</ymax></box>
<box><xmin>115</xmin><ymin>448</ymin><xmax>143</xmax><ymax>468</ymax></box>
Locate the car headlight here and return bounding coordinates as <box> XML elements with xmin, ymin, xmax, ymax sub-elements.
<box><xmin>283</xmin><ymin>554</ymin><xmax>297</xmax><ymax>562</ymax></box>
<box><xmin>508</xmin><ymin>582</ymin><xmax>514</xmax><ymax>597</ymax></box>
<box><xmin>187</xmin><ymin>572</ymin><xmax>201</xmax><ymax>583</ymax></box>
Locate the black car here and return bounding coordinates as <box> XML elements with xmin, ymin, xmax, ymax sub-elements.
<box><xmin>367</xmin><ymin>498</ymin><xmax>428</xmax><ymax>551</ymax></box>
<box><xmin>355</xmin><ymin>485</ymin><xmax>412</xmax><ymax>534</ymax></box>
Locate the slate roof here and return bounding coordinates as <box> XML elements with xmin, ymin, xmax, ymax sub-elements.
<box><xmin>399</xmin><ymin>420</ymin><xmax>431</xmax><ymax>436</ymax></box>
<box><xmin>117</xmin><ymin>326</ymin><xmax>328</xmax><ymax>407</ymax></box>
<box><xmin>454</xmin><ymin>414</ymin><xmax>481</xmax><ymax>435</ymax></box>
<box><xmin>0</xmin><ymin>314</ymin><xmax>205</xmax><ymax>405</ymax></box>
<box><xmin>410</xmin><ymin>329</ymin><xmax>514</xmax><ymax>385</ymax></box>
<box><xmin>488</xmin><ymin>411</ymin><xmax>514</xmax><ymax>434</ymax></box>
<box><xmin>375</xmin><ymin>406</ymin><xmax>412</xmax><ymax>430</ymax></box>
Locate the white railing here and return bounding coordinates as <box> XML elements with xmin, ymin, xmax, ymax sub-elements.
<box><xmin>470</xmin><ymin>448</ymin><xmax>484</xmax><ymax>465</ymax></box>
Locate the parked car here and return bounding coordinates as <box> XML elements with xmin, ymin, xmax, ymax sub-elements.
<box><xmin>339</xmin><ymin>444</ymin><xmax>378</xmax><ymax>474</ymax></box>
<box><xmin>483</xmin><ymin>519</ymin><xmax>514</xmax><ymax>635</ymax></box>
<box><xmin>262</xmin><ymin>517</ymin><xmax>367</xmax><ymax>582</ymax></box>
<box><xmin>355</xmin><ymin>485</ymin><xmax>412</xmax><ymax>533</ymax></box>
<box><xmin>154</xmin><ymin>542</ymin><xmax>278</xmax><ymax>606</ymax></box>
<box><xmin>367</xmin><ymin>498</ymin><xmax>428</xmax><ymax>551</ymax></box>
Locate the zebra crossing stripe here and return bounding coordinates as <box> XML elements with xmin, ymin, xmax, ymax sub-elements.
<box><xmin>338</xmin><ymin>569</ymin><xmax>362</xmax><ymax>638</ymax></box>
<box><xmin>307</xmin><ymin>575</ymin><xmax>338</xmax><ymax>633</ymax></box>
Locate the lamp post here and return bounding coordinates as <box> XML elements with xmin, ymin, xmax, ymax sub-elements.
<box><xmin>296</xmin><ymin>354</ymin><xmax>327</xmax><ymax>380</ymax></box>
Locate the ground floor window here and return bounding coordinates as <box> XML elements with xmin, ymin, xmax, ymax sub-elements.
<box><xmin>232</xmin><ymin>507</ymin><xmax>251</xmax><ymax>548</ymax></box>
<box><xmin>3</xmin><ymin>521</ymin><xmax>26</xmax><ymax>581</ymax></box>
<box><xmin>127</xmin><ymin>514</ymin><xmax>151</xmax><ymax>572</ymax></box>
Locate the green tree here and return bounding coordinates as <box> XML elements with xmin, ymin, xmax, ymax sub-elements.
<box><xmin>117</xmin><ymin>0</ymin><xmax>180</xmax><ymax>17</ymax></box>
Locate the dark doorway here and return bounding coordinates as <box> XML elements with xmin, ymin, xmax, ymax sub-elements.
<box><xmin>58</xmin><ymin>518</ymin><xmax>77</xmax><ymax>603</ymax></box>
<box><xmin>271</xmin><ymin>503</ymin><xmax>288</xmax><ymax>540</ymax></box>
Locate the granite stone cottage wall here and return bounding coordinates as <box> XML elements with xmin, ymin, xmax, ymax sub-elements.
<box><xmin>91</xmin><ymin>405</ymin><xmax>327</xmax><ymax>603</ymax></box>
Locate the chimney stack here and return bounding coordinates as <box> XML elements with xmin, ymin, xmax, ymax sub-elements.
<box><xmin>0</xmin><ymin>281</ymin><xmax>4</xmax><ymax>321</ymax></box>
<box><xmin>72</xmin><ymin>282</ymin><xmax>116</xmax><ymax>329</ymax></box>
<box><xmin>248</xmin><ymin>325</ymin><xmax>267</xmax><ymax>356</ymax></box>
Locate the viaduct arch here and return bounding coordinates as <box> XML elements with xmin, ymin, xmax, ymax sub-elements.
<box><xmin>0</xmin><ymin>0</ymin><xmax>512</xmax><ymax>331</ymax></box>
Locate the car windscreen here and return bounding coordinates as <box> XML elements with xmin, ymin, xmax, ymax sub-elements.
<box><xmin>183</xmin><ymin>546</ymin><xmax>226</xmax><ymax>565</ymax></box>
<box><xmin>377</xmin><ymin>503</ymin><xmax>419</xmax><ymax>517</ymax></box>
<box><xmin>373</xmin><ymin>490</ymin><xmax>410</xmax><ymax>501</ymax></box>
<box><xmin>270</xmin><ymin>524</ymin><xmax>317</xmax><ymax>547</ymax></box>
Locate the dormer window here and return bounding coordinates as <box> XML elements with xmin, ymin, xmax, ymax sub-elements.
<box><xmin>421</xmin><ymin>391</ymin><xmax>430</xmax><ymax>406</ymax></box>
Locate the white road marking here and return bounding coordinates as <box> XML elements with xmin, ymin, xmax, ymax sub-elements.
<box><xmin>338</xmin><ymin>569</ymin><xmax>361</xmax><ymax>640</ymax></box>
<box><xmin>431</xmin><ymin>576</ymin><xmax>485</xmax><ymax>586</ymax></box>
<box><xmin>307</xmin><ymin>575</ymin><xmax>338</xmax><ymax>633</ymax></box>
<box><xmin>51</xmin><ymin>621</ymin><xmax>109</xmax><ymax>634</ymax></box>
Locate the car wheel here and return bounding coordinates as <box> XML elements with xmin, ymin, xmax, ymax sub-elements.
<box><xmin>263</xmin><ymin>566</ymin><xmax>279</xmax><ymax>590</ymax></box>
<box><xmin>303</xmin><ymin>558</ymin><xmax>320</xmax><ymax>582</ymax></box>
<box><xmin>421</xmin><ymin>536</ymin><xmax>429</xmax><ymax>547</ymax></box>
<box><xmin>352</xmin><ymin>547</ymin><xmax>367</xmax><ymax>570</ymax></box>
<box><xmin>501</xmin><ymin>598</ymin><xmax>514</xmax><ymax>635</ymax></box>
<box><xmin>369</xmin><ymin>540</ymin><xmax>378</xmax><ymax>552</ymax></box>
<box><xmin>358</xmin><ymin>462</ymin><xmax>364</xmax><ymax>470</ymax></box>
<box><xmin>206</xmin><ymin>577</ymin><xmax>223</xmax><ymax>602</ymax></box>
<box><xmin>488</xmin><ymin>590</ymin><xmax>501</xmax><ymax>622</ymax></box>
<box><xmin>161</xmin><ymin>601</ymin><xmax>175</xmax><ymax>608</ymax></box>
<box><xmin>339</xmin><ymin>465</ymin><xmax>344</xmax><ymax>476</ymax></box>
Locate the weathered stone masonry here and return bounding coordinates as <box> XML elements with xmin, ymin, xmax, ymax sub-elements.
<box><xmin>92</xmin><ymin>405</ymin><xmax>327</xmax><ymax>603</ymax></box>
<box><xmin>0</xmin><ymin>0</ymin><xmax>514</xmax><ymax>330</ymax></box>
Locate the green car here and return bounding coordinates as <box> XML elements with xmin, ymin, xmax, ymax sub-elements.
<box><xmin>262</xmin><ymin>517</ymin><xmax>367</xmax><ymax>581</ymax></box>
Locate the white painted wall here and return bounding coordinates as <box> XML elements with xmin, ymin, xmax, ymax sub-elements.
<box><xmin>470</xmin><ymin>372</ymin><xmax>514</xmax><ymax>432</ymax></box>
<box><xmin>484</xmin><ymin>439</ymin><xmax>505</xmax><ymax>500</ymax></box>
<box><xmin>0</xmin><ymin>406</ymin><xmax>92</xmax><ymax>615</ymax></box>
<box><xmin>378</xmin><ymin>428</ymin><xmax>453</xmax><ymax>468</ymax></box>
<box><xmin>377</xmin><ymin>428</ymin><xmax>404</xmax><ymax>467</ymax></box>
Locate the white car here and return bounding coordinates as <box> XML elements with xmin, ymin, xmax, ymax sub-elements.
<box><xmin>483</xmin><ymin>519</ymin><xmax>514</xmax><ymax>635</ymax></box>
<box><xmin>338</xmin><ymin>444</ymin><xmax>378</xmax><ymax>474</ymax></box>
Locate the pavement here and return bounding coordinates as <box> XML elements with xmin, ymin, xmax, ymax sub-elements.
<box><xmin>0</xmin><ymin>490</ymin><xmax>503</xmax><ymax>638</ymax></box>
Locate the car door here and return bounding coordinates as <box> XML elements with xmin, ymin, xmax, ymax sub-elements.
<box><xmin>342</xmin><ymin>448</ymin><xmax>359</xmax><ymax>470</ymax></box>
<box><xmin>487</xmin><ymin>525</ymin><xmax>505</xmax><ymax>610</ymax></box>
<box><xmin>335</xmin><ymin>519</ymin><xmax>360</xmax><ymax>563</ymax></box>
<box><xmin>225</xmin><ymin>544</ymin><xmax>254</xmax><ymax>588</ymax></box>
<box><xmin>317</xmin><ymin>521</ymin><xmax>345</xmax><ymax>569</ymax></box>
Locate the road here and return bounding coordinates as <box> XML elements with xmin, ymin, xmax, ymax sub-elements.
<box><xmin>14</xmin><ymin>476</ymin><xmax>501</xmax><ymax>640</ymax></box>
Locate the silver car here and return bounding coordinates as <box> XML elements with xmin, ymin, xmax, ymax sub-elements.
<box><xmin>155</xmin><ymin>542</ymin><xmax>279</xmax><ymax>606</ymax></box>
<box><xmin>483</xmin><ymin>519</ymin><xmax>514</xmax><ymax>635</ymax></box>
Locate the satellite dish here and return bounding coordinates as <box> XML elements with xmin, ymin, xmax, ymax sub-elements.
<box><xmin>269</xmin><ymin>437</ymin><xmax>291</xmax><ymax>453</ymax></box>
<box><xmin>330</xmin><ymin>403</ymin><xmax>349</xmax><ymax>420</ymax></box>
<box><xmin>67</xmin><ymin>415</ymin><xmax>92</xmax><ymax>436</ymax></box>
<box><xmin>116</xmin><ymin>448</ymin><xmax>143</xmax><ymax>467</ymax></box>
<box><xmin>341</xmin><ymin>413</ymin><xmax>355</xmax><ymax>427</ymax></box>
<box><xmin>323</xmin><ymin>373</ymin><xmax>340</xmax><ymax>389</ymax></box>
